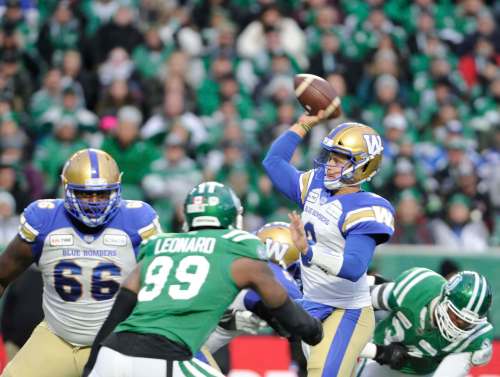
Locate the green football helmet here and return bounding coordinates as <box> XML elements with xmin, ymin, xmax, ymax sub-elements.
<box><xmin>435</xmin><ymin>271</ymin><xmax>492</xmax><ymax>342</ymax></box>
<box><xmin>183</xmin><ymin>181</ymin><xmax>243</xmax><ymax>230</ymax></box>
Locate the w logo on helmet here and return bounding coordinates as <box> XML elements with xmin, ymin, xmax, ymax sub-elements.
<box><xmin>265</xmin><ymin>238</ymin><xmax>290</xmax><ymax>262</ymax></box>
<box><xmin>364</xmin><ymin>134</ymin><xmax>383</xmax><ymax>155</ymax></box>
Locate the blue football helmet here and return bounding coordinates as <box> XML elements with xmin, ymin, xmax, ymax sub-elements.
<box><xmin>61</xmin><ymin>149</ymin><xmax>122</xmax><ymax>227</ymax></box>
<box><xmin>314</xmin><ymin>122</ymin><xmax>384</xmax><ymax>190</ymax></box>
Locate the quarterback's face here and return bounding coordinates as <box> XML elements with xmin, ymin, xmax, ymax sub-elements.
<box><xmin>325</xmin><ymin>152</ymin><xmax>351</xmax><ymax>180</ymax></box>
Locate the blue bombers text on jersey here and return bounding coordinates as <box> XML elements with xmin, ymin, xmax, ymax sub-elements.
<box><xmin>18</xmin><ymin>199</ymin><xmax>161</xmax><ymax>346</ymax></box>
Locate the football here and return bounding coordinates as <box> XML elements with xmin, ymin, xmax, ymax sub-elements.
<box><xmin>294</xmin><ymin>73</ymin><xmax>342</xmax><ymax>119</ymax></box>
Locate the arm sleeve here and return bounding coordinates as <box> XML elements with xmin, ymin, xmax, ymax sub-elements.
<box><xmin>306</xmin><ymin>234</ymin><xmax>376</xmax><ymax>282</ymax></box>
<box><xmin>371</xmin><ymin>282</ymin><xmax>395</xmax><ymax>310</ymax></box>
<box><xmin>262</xmin><ymin>131</ymin><xmax>303</xmax><ymax>205</ymax></box>
<box><xmin>432</xmin><ymin>353</ymin><xmax>472</xmax><ymax>377</ymax></box>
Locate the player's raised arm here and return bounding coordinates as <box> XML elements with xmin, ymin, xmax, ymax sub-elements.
<box><xmin>262</xmin><ymin>111</ymin><xmax>327</xmax><ymax>205</ymax></box>
<box><xmin>231</xmin><ymin>257</ymin><xmax>323</xmax><ymax>346</ymax></box>
<box><xmin>0</xmin><ymin>236</ymin><xmax>34</xmax><ymax>297</ymax></box>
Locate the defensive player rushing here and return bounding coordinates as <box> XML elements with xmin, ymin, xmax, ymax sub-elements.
<box><xmin>357</xmin><ymin>268</ymin><xmax>493</xmax><ymax>377</ymax></box>
<box><xmin>204</xmin><ymin>221</ymin><xmax>303</xmax><ymax>354</ymax></box>
<box><xmin>263</xmin><ymin>111</ymin><xmax>394</xmax><ymax>377</ymax></box>
<box><xmin>0</xmin><ymin>149</ymin><xmax>161</xmax><ymax>377</ymax></box>
<box><xmin>83</xmin><ymin>182</ymin><xmax>323</xmax><ymax>377</ymax></box>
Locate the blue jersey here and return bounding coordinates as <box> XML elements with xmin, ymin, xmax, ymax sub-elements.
<box><xmin>18</xmin><ymin>199</ymin><xmax>161</xmax><ymax>346</ymax></box>
<box><xmin>263</xmin><ymin>131</ymin><xmax>394</xmax><ymax>308</ymax></box>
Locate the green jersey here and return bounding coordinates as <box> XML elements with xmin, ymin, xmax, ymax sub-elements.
<box><xmin>374</xmin><ymin>268</ymin><xmax>493</xmax><ymax>375</ymax></box>
<box><xmin>116</xmin><ymin>229</ymin><xmax>266</xmax><ymax>354</ymax></box>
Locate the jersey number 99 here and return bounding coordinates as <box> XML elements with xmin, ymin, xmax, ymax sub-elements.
<box><xmin>138</xmin><ymin>255</ymin><xmax>210</xmax><ymax>302</ymax></box>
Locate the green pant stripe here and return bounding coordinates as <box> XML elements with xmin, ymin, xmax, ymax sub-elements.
<box><xmin>190</xmin><ymin>359</ymin><xmax>219</xmax><ymax>377</ymax></box>
<box><xmin>179</xmin><ymin>361</ymin><xmax>212</xmax><ymax>377</ymax></box>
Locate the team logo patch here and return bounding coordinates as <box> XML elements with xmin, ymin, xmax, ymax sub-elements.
<box><xmin>307</xmin><ymin>190</ymin><xmax>319</xmax><ymax>204</ymax></box>
<box><xmin>104</xmin><ymin>234</ymin><xmax>127</xmax><ymax>246</ymax></box>
<box><xmin>49</xmin><ymin>234</ymin><xmax>74</xmax><ymax>246</ymax></box>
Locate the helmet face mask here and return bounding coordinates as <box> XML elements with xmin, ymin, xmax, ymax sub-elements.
<box><xmin>314</xmin><ymin>149</ymin><xmax>357</xmax><ymax>189</ymax></box>
<box><xmin>315</xmin><ymin>123</ymin><xmax>383</xmax><ymax>190</ymax></box>
<box><xmin>62</xmin><ymin>149</ymin><xmax>122</xmax><ymax>228</ymax></box>
<box><xmin>435</xmin><ymin>271</ymin><xmax>491</xmax><ymax>342</ymax></box>
<box><xmin>184</xmin><ymin>181</ymin><xmax>243</xmax><ymax>231</ymax></box>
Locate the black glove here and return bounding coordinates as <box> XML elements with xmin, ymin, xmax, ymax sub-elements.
<box><xmin>374</xmin><ymin>343</ymin><xmax>409</xmax><ymax>370</ymax></box>
<box><xmin>372</xmin><ymin>273</ymin><xmax>392</xmax><ymax>285</ymax></box>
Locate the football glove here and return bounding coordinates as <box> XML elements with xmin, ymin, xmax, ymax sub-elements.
<box><xmin>374</xmin><ymin>342</ymin><xmax>409</xmax><ymax>369</ymax></box>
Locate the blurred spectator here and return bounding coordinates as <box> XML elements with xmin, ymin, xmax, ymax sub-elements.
<box><xmin>80</xmin><ymin>0</ymin><xmax>120</xmax><ymax>37</ymax></box>
<box><xmin>390</xmin><ymin>189</ymin><xmax>434</xmax><ymax>244</ymax></box>
<box><xmin>142</xmin><ymin>131</ymin><xmax>202</xmax><ymax>230</ymax></box>
<box><xmin>132</xmin><ymin>27</ymin><xmax>173</xmax><ymax>81</ymax></box>
<box><xmin>100</xmin><ymin>106</ymin><xmax>159</xmax><ymax>200</ymax></box>
<box><xmin>237</xmin><ymin>4</ymin><xmax>307</xmax><ymax>68</ymax></box>
<box><xmin>60</xmin><ymin>50</ymin><xmax>98</xmax><ymax>110</ymax></box>
<box><xmin>96</xmin><ymin>79</ymin><xmax>138</xmax><ymax>118</ymax></box>
<box><xmin>0</xmin><ymin>49</ymin><xmax>32</xmax><ymax>112</ymax></box>
<box><xmin>29</xmin><ymin>68</ymin><xmax>62</xmax><ymax>136</ymax></box>
<box><xmin>98</xmin><ymin>47</ymin><xmax>138</xmax><ymax>87</ymax></box>
<box><xmin>0</xmin><ymin>162</ymin><xmax>30</xmax><ymax>212</ymax></box>
<box><xmin>42</xmin><ymin>85</ymin><xmax>98</xmax><ymax>133</ymax></box>
<box><xmin>141</xmin><ymin>90</ymin><xmax>207</xmax><ymax>148</ymax></box>
<box><xmin>37</xmin><ymin>1</ymin><xmax>82</xmax><ymax>66</ymax></box>
<box><xmin>33</xmin><ymin>115</ymin><xmax>88</xmax><ymax>195</ymax></box>
<box><xmin>0</xmin><ymin>190</ymin><xmax>18</xmax><ymax>246</ymax></box>
<box><xmin>434</xmin><ymin>138</ymin><xmax>476</xmax><ymax>198</ymax></box>
<box><xmin>430</xmin><ymin>193</ymin><xmax>489</xmax><ymax>252</ymax></box>
<box><xmin>94</xmin><ymin>5</ymin><xmax>143</xmax><ymax>64</ymax></box>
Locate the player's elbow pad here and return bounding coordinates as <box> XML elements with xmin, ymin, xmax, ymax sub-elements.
<box><xmin>268</xmin><ymin>297</ymin><xmax>323</xmax><ymax>346</ymax></box>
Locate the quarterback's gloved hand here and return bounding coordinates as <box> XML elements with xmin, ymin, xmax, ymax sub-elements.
<box><xmin>219</xmin><ymin>309</ymin><xmax>267</xmax><ymax>334</ymax></box>
<box><xmin>374</xmin><ymin>343</ymin><xmax>409</xmax><ymax>369</ymax></box>
<box><xmin>234</xmin><ymin>310</ymin><xmax>268</xmax><ymax>334</ymax></box>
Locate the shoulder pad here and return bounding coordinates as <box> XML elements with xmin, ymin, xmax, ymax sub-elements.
<box><xmin>121</xmin><ymin>201</ymin><xmax>161</xmax><ymax>241</ymax></box>
<box><xmin>19</xmin><ymin>200</ymin><xmax>62</xmax><ymax>242</ymax></box>
<box><xmin>390</xmin><ymin>268</ymin><xmax>444</xmax><ymax>308</ymax></box>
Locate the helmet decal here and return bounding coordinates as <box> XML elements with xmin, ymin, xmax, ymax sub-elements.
<box><xmin>184</xmin><ymin>181</ymin><xmax>243</xmax><ymax>231</ymax></box>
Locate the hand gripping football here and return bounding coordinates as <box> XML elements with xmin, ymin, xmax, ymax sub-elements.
<box><xmin>294</xmin><ymin>73</ymin><xmax>342</xmax><ymax>119</ymax></box>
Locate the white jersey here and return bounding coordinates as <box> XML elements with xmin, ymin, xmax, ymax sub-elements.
<box><xmin>298</xmin><ymin>169</ymin><xmax>394</xmax><ymax>308</ymax></box>
<box><xmin>18</xmin><ymin>199</ymin><xmax>161</xmax><ymax>346</ymax></box>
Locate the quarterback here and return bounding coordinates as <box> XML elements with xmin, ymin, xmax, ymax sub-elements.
<box><xmin>263</xmin><ymin>111</ymin><xmax>394</xmax><ymax>377</ymax></box>
<box><xmin>357</xmin><ymin>268</ymin><xmax>493</xmax><ymax>377</ymax></box>
<box><xmin>83</xmin><ymin>182</ymin><xmax>322</xmax><ymax>377</ymax></box>
<box><xmin>0</xmin><ymin>149</ymin><xmax>161</xmax><ymax>377</ymax></box>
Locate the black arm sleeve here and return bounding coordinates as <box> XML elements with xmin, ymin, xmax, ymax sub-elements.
<box><xmin>267</xmin><ymin>297</ymin><xmax>323</xmax><ymax>345</ymax></box>
<box><xmin>251</xmin><ymin>301</ymin><xmax>291</xmax><ymax>338</ymax></box>
<box><xmin>82</xmin><ymin>287</ymin><xmax>137</xmax><ymax>376</ymax></box>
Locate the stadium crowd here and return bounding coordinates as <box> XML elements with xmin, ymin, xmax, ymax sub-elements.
<box><xmin>0</xmin><ymin>0</ymin><xmax>499</xmax><ymax>249</ymax></box>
